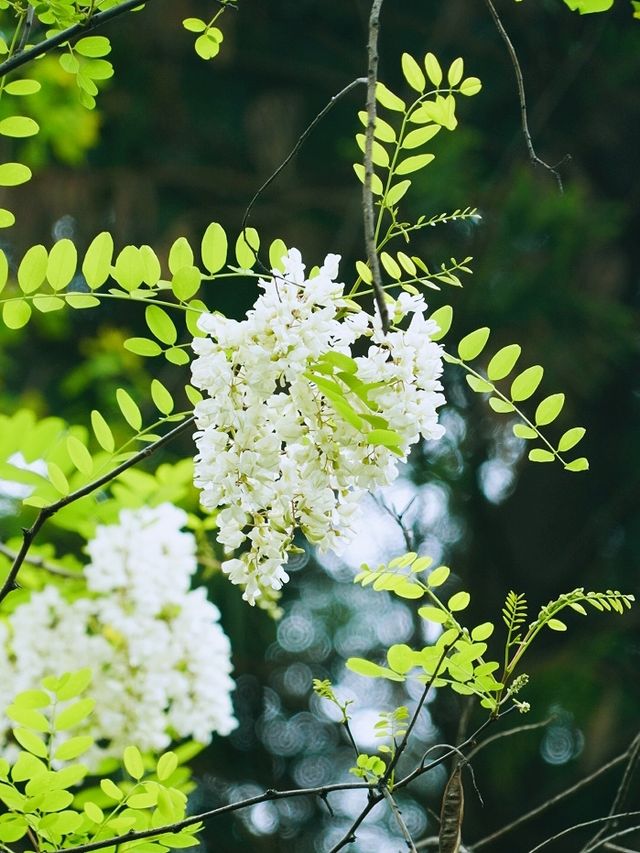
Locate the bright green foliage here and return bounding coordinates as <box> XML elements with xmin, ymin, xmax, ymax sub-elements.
<box><xmin>349</xmin><ymin>753</ymin><xmax>386</xmax><ymax>783</ymax></box>
<box><xmin>348</xmin><ymin>552</ymin><xmax>634</xmax><ymax>714</ymax></box>
<box><xmin>0</xmin><ymin>671</ymin><xmax>201</xmax><ymax>851</ymax></box>
<box><xmin>443</xmin><ymin>320</ymin><xmax>589</xmax><ymax>471</ymax></box>
<box><xmin>182</xmin><ymin>1</ymin><xmax>236</xmax><ymax>60</ymax></box>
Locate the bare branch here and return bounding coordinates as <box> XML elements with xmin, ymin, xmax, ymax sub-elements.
<box><xmin>383</xmin><ymin>787</ymin><xmax>418</xmax><ymax>853</ymax></box>
<box><xmin>584</xmin><ymin>824</ymin><xmax>640</xmax><ymax>853</ymax></box>
<box><xmin>472</xmin><ymin>747</ymin><xmax>630</xmax><ymax>849</ymax></box>
<box><xmin>0</xmin><ymin>415</ymin><xmax>195</xmax><ymax>605</ymax></box>
<box><xmin>363</xmin><ymin>0</ymin><xmax>389</xmax><ymax>332</ymax></box>
<box><xmin>581</xmin><ymin>733</ymin><xmax>640</xmax><ymax>853</ymax></box>
<box><xmin>527</xmin><ymin>812</ymin><xmax>640</xmax><ymax>853</ymax></box>
<box><xmin>466</xmin><ymin>715</ymin><xmax>554</xmax><ymax>760</ymax></box>
<box><xmin>483</xmin><ymin>0</ymin><xmax>566</xmax><ymax>192</ymax></box>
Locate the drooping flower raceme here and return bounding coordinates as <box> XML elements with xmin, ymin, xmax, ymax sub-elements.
<box><xmin>0</xmin><ymin>504</ymin><xmax>237</xmax><ymax>766</ymax></box>
<box><xmin>191</xmin><ymin>249</ymin><xmax>446</xmax><ymax>605</ymax></box>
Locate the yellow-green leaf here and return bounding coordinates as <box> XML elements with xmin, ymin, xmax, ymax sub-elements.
<box><xmin>401</xmin><ymin>52</ymin><xmax>426</xmax><ymax>92</ymax></box>
<box><xmin>47</xmin><ymin>239</ymin><xmax>78</xmax><ymax>291</ymax></box>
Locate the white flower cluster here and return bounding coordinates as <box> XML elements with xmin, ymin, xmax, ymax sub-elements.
<box><xmin>191</xmin><ymin>249</ymin><xmax>446</xmax><ymax>605</ymax></box>
<box><xmin>0</xmin><ymin>504</ymin><xmax>237</xmax><ymax>766</ymax></box>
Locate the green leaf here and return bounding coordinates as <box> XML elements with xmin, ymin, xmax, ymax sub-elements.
<box><xmin>123</xmin><ymin>745</ymin><xmax>145</xmax><ymax>780</ymax></box>
<box><xmin>320</xmin><ymin>351</ymin><xmax>358</xmax><ymax>374</ymax></box>
<box><xmin>46</xmin><ymin>669</ymin><xmax>92</xmax><ymax>701</ymax></box>
<box><xmin>165</xmin><ymin>347</ymin><xmax>190</xmax><ymax>365</ymax></box>
<box><xmin>0</xmin><ymin>161</ymin><xmax>31</xmax><ymax>186</ymax></box>
<box><xmin>402</xmin><ymin>124</ymin><xmax>440</xmax><ymax>149</ymax></box>
<box><xmin>140</xmin><ymin>245</ymin><xmax>161</xmax><ymax>285</ymax></box>
<box><xmin>201</xmin><ymin>222</ymin><xmax>227</xmax><ymax>273</ymax></box>
<box><xmin>395</xmin><ymin>153</ymin><xmax>435</xmax><ymax>175</ymax></box>
<box><xmin>13</xmin><ymin>689</ymin><xmax>50</xmax><ymax>709</ymax></box>
<box><xmin>100</xmin><ymin>778</ymin><xmax>124</xmax><ymax>801</ymax></box>
<box><xmin>4</xmin><ymin>78</ymin><xmax>41</xmax><ymax>95</ymax></box>
<box><xmin>235</xmin><ymin>228</ymin><xmax>260</xmax><ymax>269</ymax></box>
<box><xmin>345</xmin><ymin>658</ymin><xmax>405</xmax><ymax>681</ymax></box>
<box><xmin>33</xmin><ymin>294</ymin><xmax>65</xmax><ymax>312</ymax></box>
<box><xmin>0</xmin><ymin>208</ymin><xmax>15</xmax><ymax>228</ymax></box>
<box><xmin>168</xmin><ymin>236</ymin><xmax>194</xmax><ymax>274</ymax></box>
<box><xmin>353</xmin><ymin>163</ymin><xmax>384</xmax><ymax>194</ymax></box>
<box><xmin>3</xmin><ymin>299</ymin><xmax>31</xmax><ymax>329</ymax></box>
<box><xmin>75</xmin><ymin>36</ymin><xmax>111</xmax><ymax>57</ymax></box>
<box><xmin>13</xmin><ymin>728</ymin><xmax>48</xmax><ymax>758</ymax></box>
<box><xmin>66</xmin><ymin>435</ymin><xmax>93</xmax><ymax>474</ymax></box>
<box><xmin>448</xmin><ymin>57</ymin><xmax>464</xmax><ymax>87</ymax></box>
<box><xmin>564</xmin><ymin>0</ymin><xmax>613</xmax><ymax>12</ymax></box>
<box><xmin>172</xmin><ymin>265</ymin><xmax>201</xmax><ymax>301</ymax></box>
<box><xmin>48</xmin><ymin>461</ymin><xmax>69</xmax><ymax>494</ymax></box>
<box><xmin>558</xmin><ymin>427</ymin><xmax>586</xmax><ymax>452</ymax></box>
<box><xmin>489</xmin><ymin>397</ymin><xmax>515</xmax><ymax>413</ymax></box>
<box><xmin>113</xmin><ymin>245</ymin><xmax>145</xmax><ymax>292</ymax></box>
<box><xmin>418</xmin><ymin>606</ymin><xmax>448</xmax><ymax>623</ymax></box>
<box><xmin>151</xmin><ymin>379</ymin><xmax>174</xmax><ymax>415</ymax></box>
<box><xmin>510</xmin><ymin>365</ymin><xmax>544</xmax><ymax>401</ymax></box>
<box><xmin>156</xmin><ymin>751</ymin><xmax>178</xmax><ymax>782</ymax></box>
<box><xmin>565</xmin><ymin>457</ymin><xmax>589</xmax><ymax>472</ymax></box>
<box><xmin>0</xmin><ymin>249</ymin><xmax>7</xmax><ymax>294</ymax></box>
<box><xmin>183</xmin><ymin>17</ymin><xmax>207</xmax><ymax>32</ymax></box>
<box><xmin>387</xmin><ymin>644</ymin><xmax>417</xmax><ymax>673</ymax></box>
<box><xmin>146</xmin><ymin>305</ymin><xmax>177</xmax><ymax>345</ymax></box>
<box><xmin>547</xmin><ymin>618</ymin><xmax>567</xmax><ymax>631</ymax></box>
<box><xmin>448</xmin><ymin>591</ymin><xmax>471</xmax><ymax>611</ymax></box>
<box><xmin>6</xmin><ymin>705</ymin><xmax>49</xmax><ymax>731</ymax></box>
<box><xmin>47</xmin><ymin>239</ymin><xmax>78</xmax><ymax>291</ymax></box>
<box><xmin>116</xmin><ymin>388</ymin><xmax>142</xmax><ymax>430</ymax></box>
<box><xmin>424</xmin><ymin>53</ymin><xmax>443</xmax><ymax>86</ymax></box>
<box><xmin>513</xmin><ymin>424</ymin><xmax>538</xmax><ymax>440</ymax></box>
<box><xmin>459</xmin><ymin>77</ymin><xmax>482</xmax><ymax>96</ymax></box>
<box><xmin>458</xmin><ymin>327</ymin><xmax>490</xmax><ymax>361</ymax></box>
<box><xmin>401</xmin><ymin>52</ymin><xmax>426</xmax><ymax>92</ymax></box>
<box><xmin>83</xmin><ymin>232</ymin><xmax>114</xmax><ymax>289</ymax></box>
<box><xmin>471</xmin><ymin>622</ymin><xmax>494</xmax><ymax>641</ymax></box>
<box><xmin>0</xmin><ymin>116</ymin><xmax>39</xmax><ymax>137</ymax></box>
<box><xmin>535</xmin><ymin>393</ymin><xmax>565</xmax><ymax>426</ymax></box>
<box><xmin>367</xmin><ymin>428</ymin><xmax>403</xmax><ymax>449</ymax></box>
<box><xmin>487</xmin><ymin>344</ymin><xmax>521</xmax><ymax>381</ymax></box>
<box><xmin>466</xmin><ymin>375</ymin><xmax>492</xmax><ymax>393</ymax></box>
<box><xmin>380</xmin><ymin>251</ymin><xmax>401</xmax><ymax>279</ymax></box>
<box><xmin>0</xmin><ymin>814</ymin><xmax>28</xmax><ymax>843</ymax></box>
<box><xmin>429</xmin><ymin>305</ymin><xmax>453</xmax><ymax>341</ymax></box>
<box><xmin>84</xmin><ymin>802</ymin><xmax>104</xmax><ymax>823</ymax></box>
<box><xmin>18</xmin><ymin>244</ymin><xmax>48</xmax><ymax>293</ymax></box>
<box><xmin>55</xmin><ymin>698</ymin><xmax>95</xmax><ymax>730</ymax></box>
<box><xmin>528</xmin><ymin>448</ymin><xmax>555</xmax><ymax>463</ymax></box>
<box><xmin>427</xmin><ymin>565</ymin><xmax>450</xmax><ymax>587</ymax></box>
<box><xmin>91</xmin><ymin>409</ymin><xmax>115</xmax><ymax>453</ymax></box>
<box><xmin>39</xmin><ymin>789</ymin><xmax>74</xmax><ymax>812</ymax></box>
<box><xmin>54</xmin><ymin>736</ymin><xmax>93</xmax><ymax>761</ymax></box>
<box><xmin>124</xmin><ymin>337</ymin><xmax>162</xmax><ymax>357</ymax></box>
<box><xmin>65</xmin><ymin>293</ymin><xmax>100</xmax><ymax>309</ymax></box>
<box><xmin>385</xmin><ymin>180</ymin><xmax>412</xmax><ymax>207</ymax></box>
<box><xmin>375</xmin><ymin>82</ymin><xmax>405</xmax><ymax>111</ymax></box>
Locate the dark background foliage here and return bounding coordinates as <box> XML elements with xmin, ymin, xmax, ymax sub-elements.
<box><xmin>0</xmin><ymin>0</ymin><xmax>638</xmax><ymax>849</ymax></box>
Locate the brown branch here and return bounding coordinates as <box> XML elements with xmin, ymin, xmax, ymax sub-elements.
<box><xmin>363</xmin><ymin>0</ymin><xmax>389</xmax><ymax>332</ymax></box>
<box><xmin>483</xmin><ymin>0</ymin><xmax>566</xmax><ymax>192</ymax></box>
<box><xmin>581</xmin><ymin>733</ymin><xmax>640</xmax><ymax>853</ymax></box>
<box><xmin>527</xmin><ymin>812</ymin><xmax>640</xmax><ymax>853</ymax></box>
<box><xmin>0</xmin><ymin>0</ymin><xmax>154</xmax><ymax>78</ymax></box>
<box><xmin>383</xmin><ymin>788</ymin><xmax>418</xmax><ymax>853</ymax></box>
<box><xmin>0</xmin><ymin>416</ymin><xmax>195</xmax><ymax>605</ymax></box>
<box><xmin>472</xmin><ymin>747</ymin><xmax>630</xmax><ymax>849</ymax></box>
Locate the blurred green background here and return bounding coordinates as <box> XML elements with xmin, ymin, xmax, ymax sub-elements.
<box><xmin>0</xmin><ymin>0</ymin><xmax>638</xmax><ymax>849</ymax></box>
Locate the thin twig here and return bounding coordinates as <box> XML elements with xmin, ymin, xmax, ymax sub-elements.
<box><xmin>383</xmin><ymin>788</ymin><xmax>418</xmax><ymax>852</ymax></box>
<box><xmin>604</xmin><ymin>844</ymin><xmax>640</xmax><ymax>853</ymax></box>
<box><xmin>0</xmin><ymin>416</ymin><xmax>195</xmax><ymax>605</ymax></box>
<box><xmin>483</xmin><ymin>0</ymin><xmax>566</xmax><ymax>192</ymax></box>
<box><xmin>527</xmin><ymin>812</ymin><xmax>640</xmax><ymax>853</ymax></box>
<box><xmin>0</xmin><ymin>0</ymin><xmax>153</xmax><ymax>78</ymax></box>
<box><xmin>466</xmin><ymin>715</ymin><xmax>554</xmax><ymax>760</ymax></box>
<box><xmin>584</xmin><ymin>824</ymin><xmax>640</xmax><ymax>853</ymax></box>
<box><xmin>472</xmin><ymin>748</ymin><xmax>629</xmax><ymax>849</ymax></box>
<box><xmin>239</xmin><ymin>76</ymin><xmax>366</xmax><ymax>239</ymax></box>
<box><xmin>581</xmin><ymin>733</ymin><xmax>640</xmax><ymax>853</ymax></box>
<box><xmin>16</xmin><ymin>6</ymin><xmax>35</xmax><ymax>54</ymax></box>
<box><xmin>0</xmin><ymin>542</ymin><xmax>79</xmax><ymax>579</ymax></box>
<box><xmin>363</xmin><ymin>0</ymin><xmax>389</xmax><ymax>332</ymax></box>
